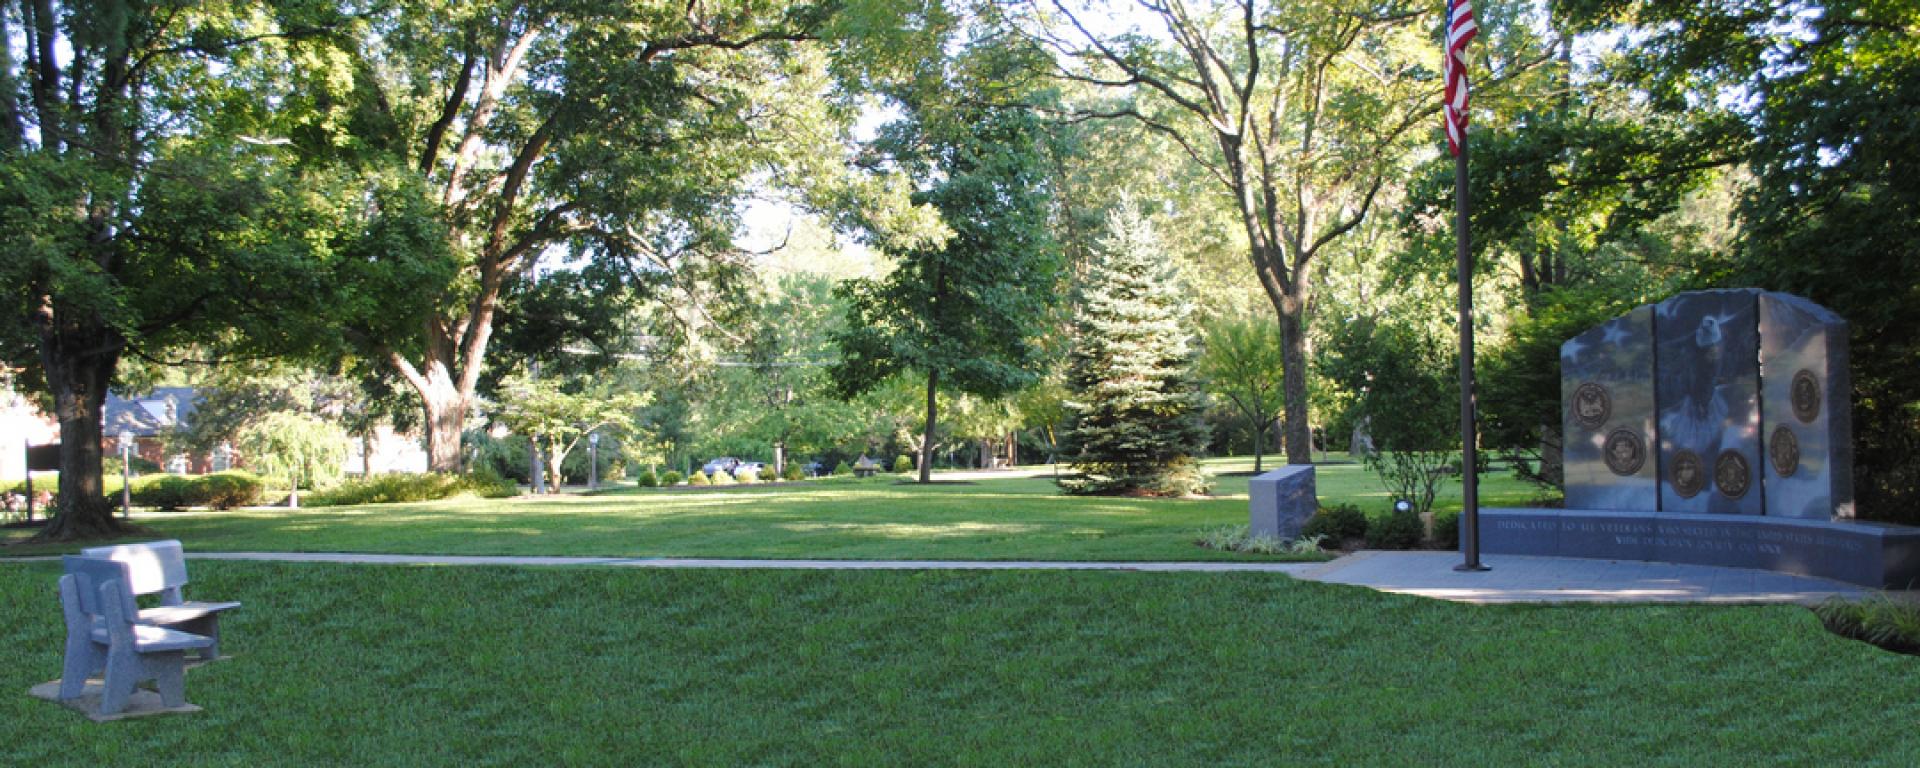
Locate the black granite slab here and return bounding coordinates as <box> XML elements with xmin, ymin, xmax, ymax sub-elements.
<box><xmin>1474</xmin><ymin>508</ymin><xmax>1920</xmax><ymax>588</ymax></box>
<box><xmin>1654</xmin><ymin>290</ymin><xmax>1763</xmax><ymax>515</ymax></box>
<box><xmin>1758</xmin><ymin>292</ymin><xmax>1855</xmax><ymax>519</ymax></box>
<box><xmin>1561</xmin><ymin>304</ymin><xmax>1659</xmax><ymax>511</ymax></box>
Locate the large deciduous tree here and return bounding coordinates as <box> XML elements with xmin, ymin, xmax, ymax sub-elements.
<box><xmin>310</xmin><ymin>1</ymin><xmax>886</xmax><ymax>472</ymax></box>
<box><xmin>829</xmin><ymin>37</ymin><xmax>1063</xmax><ymax>484</ymax></box>
<box><xmin>0</xmin><ymin>2</ymin><xmax>349</xmax><ymax>539</ymax></box>
<box><xmin>1012</xmin><ymin>0</ymin><xmax>1458</xmax><ymax>465</ymax></box>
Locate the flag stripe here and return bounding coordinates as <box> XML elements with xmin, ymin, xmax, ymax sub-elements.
<box><xmin>1443</xmin><ymin>0</ymin><xmax>1477</xmax><ymax>155</ymax></box>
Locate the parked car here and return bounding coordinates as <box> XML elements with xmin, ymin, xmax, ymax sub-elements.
<box><xmin>701</xmin><ymin>457</ymin><xmax>741</xmax><ymax>475</ymax></box>
<box><xmin>801</xmin><ymin>461</ymin><xmax>825</xmax><ymax>477</ymax></box>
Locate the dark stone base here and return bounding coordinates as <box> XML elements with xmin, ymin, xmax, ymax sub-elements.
<box><xmin>1471</xmin><ymin>508</ymin><xmax>1920</xmax><ymax>589</ymax></box>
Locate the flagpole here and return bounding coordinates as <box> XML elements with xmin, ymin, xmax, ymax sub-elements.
<box><xmin>1454</xmin><ymin>134</ymin><xmax>1487</xmax><ymax>572</ymax></box>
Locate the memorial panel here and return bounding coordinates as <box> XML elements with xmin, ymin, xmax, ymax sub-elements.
<box><xmin>1758</xmin><ymin>292</ymin><xmax>1855</xmax><ymax>519</ymax></box>
<box><xmin>1655</xmin><ymin>290</ymin><xmax>1763</xmax><ymax>515</ymax></box>
<box><xmin>1561</xmin><ymin>304</ymin><xmax>1658</xmax><ymax>511</ymax></box>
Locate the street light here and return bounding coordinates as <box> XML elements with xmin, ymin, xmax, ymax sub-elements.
<box><xmin>1394</xmin><ymin>498</ymin><xmax>1413</xmax><ymax>515</ymax></box>
<box><xmin>118</xmin><ymin>430</ymin><xmax>134</xmax><ymax>520</ymax></box>
<box><xmin>588</xmin><ymin>432</ymin><xmax>600</xmax><ymax>490</ymax></box>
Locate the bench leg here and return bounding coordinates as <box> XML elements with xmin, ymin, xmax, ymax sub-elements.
<box><xmin>59</xmin><ymin>634</ymin><xmax>103</xmax><ymax>700</ymax></box>
<box><xmin>99</xmin><ymin>647</ymin><xmax>137</xmax><ymax>716</ymax></box>
<box><xmin>153</xmin><ymin>654</ymin><xmax>189</xmax><ymax>708</ymax></box>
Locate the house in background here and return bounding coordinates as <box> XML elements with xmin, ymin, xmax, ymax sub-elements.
<box><xmin>2</xmin><ymin>375</ymin><xmax>59</xmax><ymax>480</ymax></box>
<box><xmin>104</xmin><ymin>387</ymin><xmax>213</xmax><ymax>474</ymax></box>
<box><xmin>8</xmin><ymin>380</ymin><xmax>427</xmax><ymax>479</ymax></box>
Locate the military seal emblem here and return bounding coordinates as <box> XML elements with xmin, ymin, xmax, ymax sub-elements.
<box><xmin>1715</xmin><ymin>450</ymin><xmax>1751</xmax><ymax>499</ymax></box>
<box><xmin>1603</xmin><ymin>428</ymin><xmax>1645</xmax><ymax>477</ymax></box>
<box><xmin>1671</xmin><ymin>450</ymin><xmax>1705</xmax><ymax>499</ymax></box>
<box><xmin>1571</xmin><ymin>382</ymin><xmax>1611</xmax><ymax>432</ymax></box>
<box><xmin>1769</xmin><ymin>425</ymin><xmax>1799</xmax><ymax>478</ymax></box>
<box><xmin>1791</xmin><ymin>370</ymin><xmax>1821</xmax><ymax>424</ymax></box>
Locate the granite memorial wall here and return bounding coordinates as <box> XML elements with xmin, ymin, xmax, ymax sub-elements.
<box><xmin>1481</xmin><ymin>290</ymin><xmax>1920</xmax><ymax>587</ymax></box>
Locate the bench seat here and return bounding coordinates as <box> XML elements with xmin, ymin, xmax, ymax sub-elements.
<box><xmin>91</xmin><ymin>624</ymin><xmax>215</xmax><ymax>654</ymax></box>
<box><xmin>138</xmin><ymin>601</ymin><xmax>243</xmax><ymax>627</ymax></box>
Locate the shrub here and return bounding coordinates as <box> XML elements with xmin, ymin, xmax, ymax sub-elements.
<box><xmin>307</xmin><ymin>471</ymin><xmax>518</xmax><ymax>507</ymax></box>
<box><xmin>1302</xmin><ymin>504</ymin><xmax>1369</xmax><ymax>544</ymax></box>
<box><xmin>636</xmin><ymin>469</ymin><xmax>659</xmax><ymax>488</ymax></box>
<box><xmin>466</xmin><ymin>467</ymin><xmax>520</xmax><ymax>499</ymax></box>
<box><xmin>1367</xmin><ymin>507</ymin><xmax>1425</xmax><ymax>550</ymax></box>
<box><xmin>201</xmin><ymin>471</ymin><xmax>265</xmax><ymax>510</ymax></box>
<box><xmin>660</xmin><ymin>470</ymin><xmax>685</xmax><ymax>486</ymax></box>
<box><xmin>735</xmin><ymin>467</ymin><xmax>759</xmax><ymax>484</ymax></box>
<box><xmin>783</xmin><ymin>463</ymin><xmax>804</xmax><ymax>482</ymax></box>
<box><xmin>833</xmin><ymin>461</ymin><xmax>852</xmax><ymax>476</ymax></box>
<box><xmin>711</xmin><ymin>470</ymin><xmax>738</xmax><ymax>485</ymax></box>
<box><xmin>688</xmin><ymin>470</ymin><xmax>711</xmax><ymax>486</ymax></box>
<box><xmin>893</xmin><ymin>455</ymin><xmax>914</xmax><ymax>473</ymax></box>
<box><xmin>132</xmin><ymin>475</ymin><xmax>199</xmax><ymax>510</ymax></box>
<box><xmin>1430</xmin><ymin>509</ymin><xmax>1462</xmax><ymax>550</ymax></box>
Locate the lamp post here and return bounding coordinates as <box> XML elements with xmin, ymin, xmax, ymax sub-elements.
<box><xmin>588</xmin><ymin>432</ymin><xmax>600</xmax><ymax>490</ymax></box>
<box><xmin>119</xmin><ymin>430</ymin><xmax>134</xmax><ymax>520</ymax></box>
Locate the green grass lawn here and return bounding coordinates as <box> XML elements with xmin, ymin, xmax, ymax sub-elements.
<box><xmin>1</xmin><ymin>459</ymin><xmax>1547</xmax><ymax>560</ymax></box>
<box><xmin>0</xmin><ymin>561</ymin><xmax>1913</xmax><ymax>765</ymax></box>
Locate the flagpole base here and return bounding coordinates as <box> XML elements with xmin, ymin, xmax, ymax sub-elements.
<box><xmin>1453</xmin><ymin>562</ymin><xmax>1491</xmax><ymax>572</ymax></box>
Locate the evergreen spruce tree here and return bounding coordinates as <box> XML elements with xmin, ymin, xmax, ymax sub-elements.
<box><xmin>1061</xmin><ymin>203</ymin><xmax>1212</xmax><ymax>496</ymax></box>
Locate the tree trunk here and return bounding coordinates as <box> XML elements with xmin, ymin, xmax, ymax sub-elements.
<box><xmin>36</xmin><ymin>320</ymin><xmax>129</xmax><ymax>541</ymax></box>
<box><xmin>362</xmin><ymin>432</ymin><xmax>374</xmax><ymax>476</ymax></box>
<box><xmin>1278</xmin><ymin>288</ymin><xmax>1313</xmax><ymax>465</ymax></box>
<box><xmin>918</xmin><ymin>370</ymin><xmax>938</xmax><ymax>483</ymax></box>
<box><xmin>546</xmin><ymin>441</ymin><xmax>566</xmax><ymax>492</ymax></box>
<box><xmin>1253</xmin><ymin>424</ymin><xmax>1265</xmax><ymax>473</ymax></box>
<box><xmin>417</xmin><ymin>372</ymin><xmax>469</xmax><ymax>474</ymax></box>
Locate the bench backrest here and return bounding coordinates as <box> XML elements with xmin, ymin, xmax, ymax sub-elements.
<box><xmin>61</xmin><ymin>555</ymin><xmax>139</xmax><ymax>629</ymax></box>
<box><xmin>80</xmin><ymin>539</ymin><xmax>188</xmax><ymax>603</ymax></box>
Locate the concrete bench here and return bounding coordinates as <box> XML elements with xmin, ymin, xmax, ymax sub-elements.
<box><xmin>79</xmin><ymin>540</ymin><xmax>240</xmax><ymax>660</ymax></box>
<box><xmin>59</xmin><ymin>556</ymin><xmax>213</xmax><ymax>715</ymax></box>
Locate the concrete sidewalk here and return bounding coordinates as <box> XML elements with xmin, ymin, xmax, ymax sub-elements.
<box><xmin>1295</xmin><ymin>550</ymin><xmax>1865</xmax><ymax>604</ymax></box>
<box><xmin>7</xmin><ymin>550</ymin><xmax>1869</xmax><ymax>604</ymax></box>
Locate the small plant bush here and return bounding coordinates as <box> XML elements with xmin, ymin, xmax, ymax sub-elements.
<box><xmin>783</xmin><ymin>463</ymin><xmax>804</xmax><ymax>482</ymax></box>
<box><xmin>735</xmin><ymin>467</ymin><xmax>759</xmax><ymax>484</ymax></box>
<box><xmin>1430</xmin><ymin>509</ymin><xmax>1461</xmax><ymax>550</ymax></box>
<box><xmin>637</xmin><ymin>469</ymin><xmax>660</xmax><ymax>488</ymax></box>
<box><xmin>1367</xmin><ymin>507</ymin><xmax>1425</xmax><ymax>550</ymax></box>
<box><xmin>1303</xmin><ymin>504</ymin><xmax>1369</xmax><ymax>544</ymax></box>
<box><xmin>833</xmin><ymin>461</ymin><xmax>852</xmax><ymax>476</ymax></box>
<box><xmin>661</xmin><ymin>470</ymin><xmax>684</xmax><ymax>486</ymax></box>
<box><xmin>1816</xmin><ymin>596</ymin><xmax>1920</xmax><ymax>656</ymax></box>
<box><xmin>466</xmin><ymin>467</ymin><xmax>520</xmax><ymax>499</ymax></box>
<box><xmin>689</xmin><ymin>470</ymin><xmax>711</xmax><ymax>486</ymax></box>
<box><xmin>711</xmin><ymin>470</ymin><xmax>738</xmax><ymax>485</ymax></box>
<box><xmin>893</xmin><ymin>455</ymin><xmax>914</xmax><ymax>473</ymax></box>
<box><xmin>201</xmin><ymin>471</ymin><xmax>265</xmax><ymax>510</ymax></box>
<box><xmin>1195</xmin><ymin>524</ymin><xmax>1325</xmax><ymax>556</ymax></box>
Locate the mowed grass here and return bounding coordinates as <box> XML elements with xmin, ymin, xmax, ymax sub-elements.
<box><xmin>0</xmin><ymin>561</ymin><xmax>1914</xmax><ymax>765</ymax></box>
<box><xmin>0</xmin><ymin>459</ymin><xmax>1547</xmax><ymax>560</ymax></box>
<box><xmin>0</xmin><ymin>458</ymin><xmax>1536</xmax><ymax>560</ymax></box>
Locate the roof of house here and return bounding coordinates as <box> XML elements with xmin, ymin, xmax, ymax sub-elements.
<box><xmin>103</xmin><ymin>387</ymin><xmax>201</xmax><ymax>438</ymax></box>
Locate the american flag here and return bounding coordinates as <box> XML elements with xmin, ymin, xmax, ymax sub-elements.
<box><xmin>1444</xmin><ymin>0</ymin><xmax>1479</xmax><ymax>155</ymax></box>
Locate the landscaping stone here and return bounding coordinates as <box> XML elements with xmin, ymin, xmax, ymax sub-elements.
<box><xmin>1248</xmin><ymin>465</ymin><xmax>1316</xmax><ymax>541</ymax></box>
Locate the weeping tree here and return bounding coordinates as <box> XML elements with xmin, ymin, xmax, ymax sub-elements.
<box><xmin>236</xmin><ymin>412</ymin><xmax>349</xmax><ymax>508</ymax></box>
<box><xmin>1060</xmin><ymin>202</ymin><xmax>1211</xmax><ymax>496</ymax></box>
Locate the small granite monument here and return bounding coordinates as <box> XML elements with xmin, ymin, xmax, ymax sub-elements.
<box><xmin>1249</xmin><ymin>465</ymin><xmax>1317</xmax><ymax>541</ymax></box>
<box><xmin>1479</xmin><ymin>289</ymin><xmax>1920</xmax><ymax>587</ymax></box>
